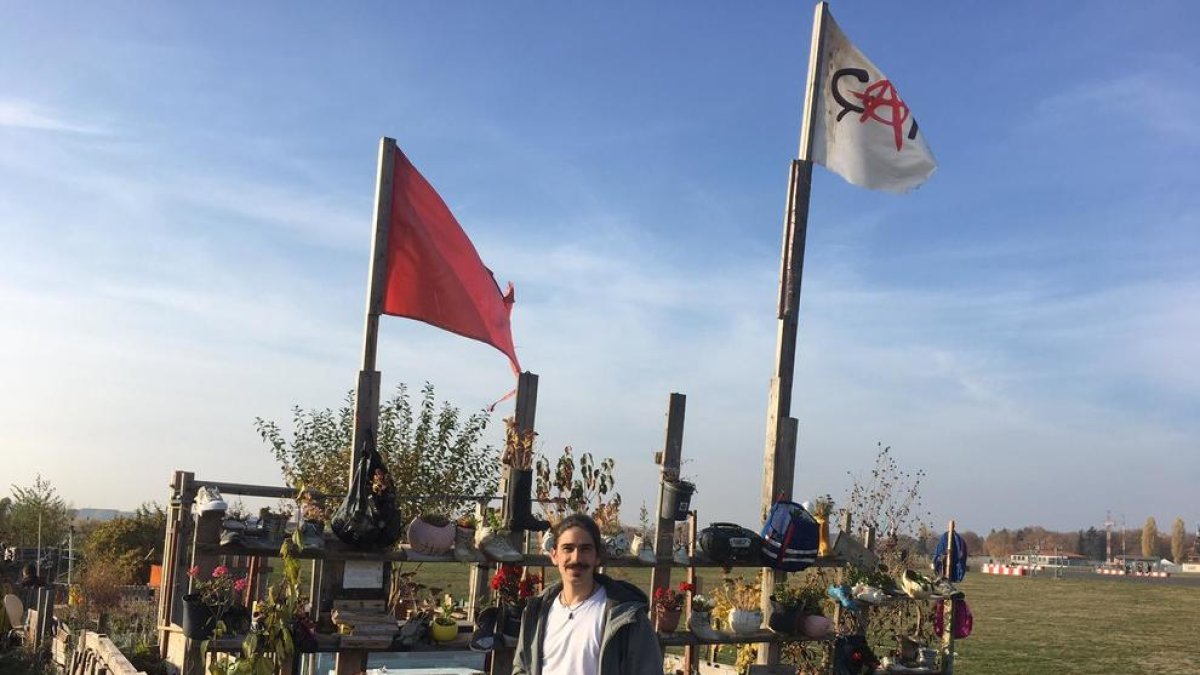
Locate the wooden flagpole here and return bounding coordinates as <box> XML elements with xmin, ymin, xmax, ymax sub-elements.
<box><xmin>758</xmin><ymin>3</ymin><xmax>829</xmax><ymax>664</ymax></box>
<box><xmin>349</xmin><ymin>137</ymin><xmax>397</xmax><ymax>482</ymax></box>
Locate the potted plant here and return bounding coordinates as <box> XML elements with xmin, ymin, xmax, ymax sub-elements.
<box><xmin>652</xmin><ymin>582</ymin><xmax>693</xmax><ymax>632</ymax></box>
<box><xmin>810</xmin><ymin>495</ymin><xmax>834</xmax><ymax>557</ymax></box>
<box><xmin>407</xmin><ymin>511</ymin><xmax>456</xmax><ymax>555</ymax></box>
<box><xmin>182</xmin><ymin>564</ymin><xmax>247</xmax><ymax>640</ymax></box>
<box><xmin>430</xmin><ymin>594</ymin><xmax>459</xmax><ymax>643</ymax></box>
<box><xmin>687</xmin><ymin>594</ymin><xmax>720</xmax><ymax>639</ymax></box>
<box><xmin>490</xmin><ymin>563</ymin><xmax>542</xmax><ymax>645</ymax></box>
<box><xmin>715</xmin><ymin>577</ymin><xmax>762</xmax><ymax>635</ymax></box>
<box><xmin>770</xmin><ymin>583</ymin><xmax>828</xmax><ymax>637</ymax></box>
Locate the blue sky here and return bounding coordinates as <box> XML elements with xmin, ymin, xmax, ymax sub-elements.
<box><xmin>2</xmin><ymin>2</ymin><xmax>1197</xmax><ymax>536</ymax></box>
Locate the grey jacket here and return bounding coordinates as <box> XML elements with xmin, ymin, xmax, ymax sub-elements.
<box><xmin>512</xmin><ymin>573</ymin><xmax>663</xmax><ymax>675</ymax></box>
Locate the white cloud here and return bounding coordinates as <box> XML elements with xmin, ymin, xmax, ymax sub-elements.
<box><xmin>0</xmin><ymin>99</ymin><xmax>104</xmax><ymax>134</ymax></box>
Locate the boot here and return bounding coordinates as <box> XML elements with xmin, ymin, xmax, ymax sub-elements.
<box><xmin>504</xmin><ymin>469</ymin><xmax>550</xmax><ymax>533</ymax></box>
<box><xmin>688</xmin><ymin>610</ymin><xmax>721</xmax><ymax>640</ymax></box>
<box><xmin>630</xmin><ymin>535</ymin><xmax>656</xmax><ymax>564</ymax></box>
<box><xmin>454</xmin><ymin>526</ymin><xmax>486</xmax><ymax>563</ymax></box>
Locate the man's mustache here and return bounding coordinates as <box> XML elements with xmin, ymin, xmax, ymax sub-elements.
<box><xmin>566</xmin><ymin>563</ymin><xmax>591</xmax><ymax>571</ymax></box>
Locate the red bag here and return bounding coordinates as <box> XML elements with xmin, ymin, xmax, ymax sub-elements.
<box><xmin>933</xmin><ymin>598</ymin><xmax>973</xmax><ymax>639</ymax></box>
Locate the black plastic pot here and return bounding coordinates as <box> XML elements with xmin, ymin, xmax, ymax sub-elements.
<box><xmin>181</xmin><ymin>594</ymin><xmax>215</xmax><ymax>640</ymax></box>
<box><xmin>659</xmin><ymin>480</ymin><xmax>696</xmax><ymax>521</ymax></box>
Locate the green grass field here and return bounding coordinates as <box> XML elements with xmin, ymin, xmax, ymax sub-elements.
<box><xmin>396</xmin><ymin>563</ymin><xmax>1200</xmax><ymax>674</ymax></box>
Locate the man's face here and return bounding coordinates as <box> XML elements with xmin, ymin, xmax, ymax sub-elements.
<box><xmin>550</xmin><ymin>525</ymin><xmax>599</xmax><ymax>584</ymax></box>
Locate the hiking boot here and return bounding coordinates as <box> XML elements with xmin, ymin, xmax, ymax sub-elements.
<box><xmin>194</xmin><ymin>486</ymin><xmax>227</xmax><ymax>514</ymax></box>
<box><xmin>477</xmin><ymin>529</ymin><xmax>522</xmax><ymax>563</ymax></box>
<box><xmin>503</xmin><ymin>469</ymin><xmax>550</xmax><ymax>533</ymax></box>
<box><xmin>454</xmin><ymin>526</ymin><xmax>486</xmax><ymax>563</ymax></box>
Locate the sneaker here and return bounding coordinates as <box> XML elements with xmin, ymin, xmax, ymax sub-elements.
<box><xmin>827</xmin><ymin>584</ymin><xmax>859</xmax><ymax>611</ymax></box>
<box><xmin>852</xmin><ymin>584</ymin><xmax>888</xmax><ymax>605</ymax></box>
<box><xmin>900</xmin><ymin>570</ymin><xmax>933</xmax><ymax>599</ymax></box>
<box><xmin>931</xmin><ymin>576</ymin><xmax>964</xmax><ymax>599</ymax></box>
<box><xmin>477</xmin><ymin>529</ymin><xmax>522</xmax><ymax>563</ymax></box>
<box><xmin>194</xmin><ymin>486</ymin><xmax>227</xmax><ymax>514</ymax></box>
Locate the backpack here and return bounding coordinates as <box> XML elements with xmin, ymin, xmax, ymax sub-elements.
<box><xmin>933</xmin><ymin>531</ymin><xmax>968</xmax><ymax>582</ymax></box>
<box><xmin>933</xmin><ymin>598</ymin><xmax>974</xmax><ymax>639</ymax></box>
<box><xmin>759</xmin><ymin>499</ymin><xmax>818</xmax><ymax>572</ymax></box>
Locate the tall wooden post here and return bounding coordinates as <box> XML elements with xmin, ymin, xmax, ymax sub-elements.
<box><xmin>348</xmin><ymin>137</ymin><xmax>397</xmax><ymax>481</ymax></box>
<box><xmin>941</xmin><ymin>520</ymin><xmax>957</xmax><ymax>675</ymax></box>
<box><xmin>333</xmin><ymin>136</ymin><xmax>396</xmax><ymax>675</ymax></box>
<box><xmin>759</xmin><ymin>3</ymin><xmax>829</xmax><ymax>665</ymax></box>
<box><xmin>490</xmin><ymin>372</ymin><xmax>538</xmax><ymax>675</ymax></box>
<box><xmin>651</xmin><ymin>393</ymin><xmax>687</xmax><ymax>598</ymax></box>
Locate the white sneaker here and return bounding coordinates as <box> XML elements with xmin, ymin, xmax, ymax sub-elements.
<box><xmin>477</xmin><ymin>529</ymin><xmax>522</xmax><ymax>563</ymax></box>
<box><xmin>194</xmin><ymin>486</ymin><xmax>228</xmax><ymax>514</ymax></box>
<box><xmin>673</xmin><ymin>545</ymin><xmax>690</xmax><ymax>565</ymax></box>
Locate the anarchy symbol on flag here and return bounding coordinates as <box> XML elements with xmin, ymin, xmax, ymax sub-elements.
<box><xmin>830</xmin><ymin>68</ymin><xmax>921</xmax><ymax>152</ymax></box>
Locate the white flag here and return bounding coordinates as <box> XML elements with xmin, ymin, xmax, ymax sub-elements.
<box><xmin>810</xmin><ymin>11</ymin><xmax>936</xmax><ymax>193</ymax></box>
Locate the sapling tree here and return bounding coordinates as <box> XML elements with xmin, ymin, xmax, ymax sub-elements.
<box><xmin>256</xmin><ymin>382</ymin><xmax>500</xmax><ymax>527</ymax></box>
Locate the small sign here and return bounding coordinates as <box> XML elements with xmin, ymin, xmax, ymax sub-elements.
<box><xmin>342</xmin><ymin>561</ymin><xmax>384</xmax><ymax>589</ymax></box>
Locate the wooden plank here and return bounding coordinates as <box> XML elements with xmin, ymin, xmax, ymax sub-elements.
<box><xmin>650</xmin><ymin>393</ymin><xmax>687</xmax><ymax>602</ymax></box>
<box><xmin>758</xmin><ymin>415</ymin><xmax>796</xmax><ymax>665</ymax></box>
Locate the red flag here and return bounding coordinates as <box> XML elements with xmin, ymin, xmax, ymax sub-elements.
<box><xmin>381</xmin><ymin>149</ymin><xmax>520</xmax><ymax>374</ymax></box>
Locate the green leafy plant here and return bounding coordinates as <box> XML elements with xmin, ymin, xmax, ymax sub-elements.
<box><xmin>534</xmin><ymin>446</ymin><xmax>622</xmax><ymax>528</ymax></box>
<box><xmin>257</xmin><ymin>382</ymin><xmax>500</xmax><ymax>526</ymax></box>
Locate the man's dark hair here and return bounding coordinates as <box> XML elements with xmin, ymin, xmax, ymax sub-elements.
<box><xmin>552</xmin><ymin>513</ymin><xmax>604</xmax><ymax>559</ymax></box>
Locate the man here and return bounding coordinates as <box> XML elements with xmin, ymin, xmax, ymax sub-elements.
<box><xmin>512</xmin><ymin>513</ymin><xmax>662</xmax><ymax>675</ymax></box>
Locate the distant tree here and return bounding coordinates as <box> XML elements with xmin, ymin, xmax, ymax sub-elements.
<box><xmin>82</xmin><ymin>504</ymin><xmax>167</xmax><ymax>584</ymax></box>
<box><xmin>1141</xmin><ymin>517</ymin><xmax>1158</xmax><ymax>558</ymax></box>
<box><xmin>1076</xmin><ymin>527</ymin><xmax>1105</xmax><ymax>561</ymax></box>
<box><xmin>256</xmin><ymin>382</ymin><xmax>499</xmax><ymax>527</ymax></box>
<box><xmin>1170</xmin><ymin>518</ymin><xmax>1186</xmax><ymax>563</ymax></box>
<box><xmin>985</xmin><ymin>528</ymin><xmax>1016</xmax><ymax>559</ymax></box>
<box><xmin>958</xmin><ymin>530</ymin><xmax>984</xmax><ymax>557</ymax></box>
<box><xmin>7</xmin><ymin>475</ymin><xmax>70</xmax><ymax>547</ymax></box>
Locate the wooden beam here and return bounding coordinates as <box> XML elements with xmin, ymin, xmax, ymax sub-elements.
<box><xmin>651</xmin><ymin>393</ymin><xmax>687</xmax><ymax>598</ymax></box>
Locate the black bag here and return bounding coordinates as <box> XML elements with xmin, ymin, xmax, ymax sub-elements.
<box><xmin>698</xmin><ymin>522</ymin><xmax>762</xmax><ymax>564</ymax></box>
<box><xmin>832</xmin><ymin>634</ymin><xmax>879</xmax><ymax>675</ymax></box>
<box><xmin>331</xmin><ymin>430</ymin><xmax>403</xmax><ymax>549</ymax></box>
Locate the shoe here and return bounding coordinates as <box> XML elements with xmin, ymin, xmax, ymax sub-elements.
<box><xmin>827</xmin><ymin>584</ymin><xmax>859</xmax><ymax>611</ymax></box>
<box><xmin>477</xmin><ymin>529</ymin><xmax>522</xmax><ymax>563</ymax></box>
<box><xmin>931</xmin><ymin>576</ymin><xmax>964</xmax><ymax>599</ymax></box>
<box><xmin>673</xmin><ymin>545</ymin><xmax>690</xmax><ymax>566</ymax></box>
<box><xmin>469</xmin><ymin>606</ymin><xmax>499</xmax><ymax>652</ymax></box>
<box><xmin>454</xmin><ymin>526</ymin><xmax>486</xmax><ymax>563</ymax></box>
<box><xmin>687</xmin><ymin>610</ymin><xmax>721</xmax><ymax>640</ymax></box>
<box><xmin>852</xmin><ymin>584</ymin><xmax>888</xmax><ymax>605</ymax></box>
<box><xmin>630</xmin><ymin>535</ymin><xmax>657</xmax><ymax>564</ymax></box>
<box><xmin>194</xmin><ymin>486</ymin><xmax>227</xmax><ymax>514</ymax></box>
<box><xmin>901</xmin><ymin>570</ymin><xmax>933</xmax><ymax>599</ymax></box>
<box><xmin>503</xmin><ymin>469</ymin><xmax>550</xmax><ymax>533</ymax></box>
<box><xmin>300</xmin><ymin>521</ymin><xmax>325</xmax><ymax>552</ymax></box>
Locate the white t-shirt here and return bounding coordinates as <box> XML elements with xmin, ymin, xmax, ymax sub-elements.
<box><xmin>540</xmin><ymin>585</ymin><xmax>608</xmax><ymax>675</ymax></box>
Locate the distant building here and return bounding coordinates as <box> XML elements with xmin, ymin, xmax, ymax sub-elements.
<box><xmin>1008</xmin><ymin>551</ymin><xmax>1090</xmax><ymax>568</ymax></box>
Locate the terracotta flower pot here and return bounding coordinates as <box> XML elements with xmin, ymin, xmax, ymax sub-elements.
<box><xmin>655</xmin><ymin>606</ymin><xmax>682</xmax><ymax>632</ymax></box>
